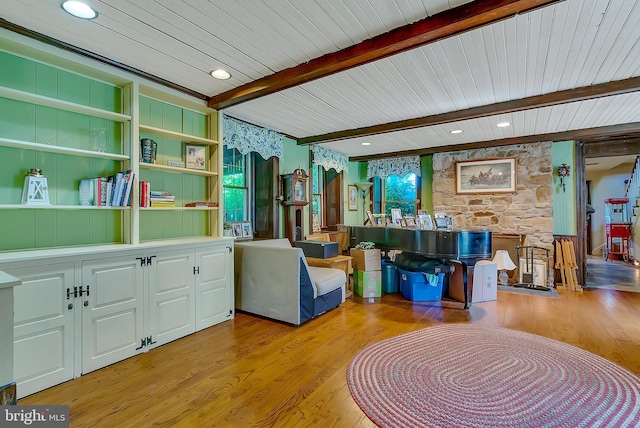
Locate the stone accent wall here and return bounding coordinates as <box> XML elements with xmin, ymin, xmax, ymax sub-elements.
<box><xmin>433</xmin><ymin>142</ymin><xmax>554</xmax><ymax>250</ymax></box>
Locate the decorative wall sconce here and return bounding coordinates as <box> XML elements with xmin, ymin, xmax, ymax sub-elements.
<box><xmin>557</xmin><ymin>163</ymin><xmax>571</xmax><ymax>192</ymax></box>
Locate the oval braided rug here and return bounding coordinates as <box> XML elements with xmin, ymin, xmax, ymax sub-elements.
<box><xmin>347</xmin><ymin>324</ymin><xmax>640</xmax><ymax>427</ymax></box>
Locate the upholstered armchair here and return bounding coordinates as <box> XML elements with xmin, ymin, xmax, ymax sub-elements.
<box><xmin>234</xmin><ymin>239</ymin><xmax>346</xmax><ymax>325</ymax></box>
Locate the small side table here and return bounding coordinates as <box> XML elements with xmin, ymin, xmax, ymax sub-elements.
<box><xmin>306</xmin><ymin>255</ymin><xmax>353</xmax><ymax>297</ymax></box>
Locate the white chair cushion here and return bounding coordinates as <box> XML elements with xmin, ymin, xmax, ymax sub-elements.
<box><xmin>308</xmin><ymin>266</ymin><xmax>346</xmax><ymax>300</ymax></box>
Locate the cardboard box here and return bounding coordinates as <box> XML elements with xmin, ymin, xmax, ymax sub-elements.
<box><xmin>471</xmin><ymin>261</ymin><xmax>497</xmax><ymax>303</ymax></box>
<box><xmin>353</xmin><ymin>270</ymin><xmax>382</xmax><ymax>298</ymax></box>
<box><xmin>294</xmin><ymin>240</ymin><xmax>338</xmax><ymax>259</ymax></box>
<box><xmin>350</xmin><ymin>249</ymin><xmax>381</xmax><ymax>271</ymax></box>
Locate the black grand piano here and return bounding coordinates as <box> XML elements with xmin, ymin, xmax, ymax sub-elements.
<box><xmin>348</xmin><ymin>226</ymin><xmax>492</xmax><ymax>308</ymax></box>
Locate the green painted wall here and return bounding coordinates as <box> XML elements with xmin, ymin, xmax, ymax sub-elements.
<box><xmin>342</xmin><ymin>161</ymin><xmax>364</xmax><ymax>226</ymax></box>
<box><xmin>552</xmin><ymin>141</ymin><xmax>577</xmax><ymax>235</ymax></box>
<box><xmin>0</xmin><ymin>51</ymin><xmax>212</xmax><ymax>251</ymax></box>
<box><xmin>420</xmin><ymin>155</ymin><xmax>434</xmax><ymax>214</ymax></box>
<box><xmin>0</xmin><ymin>51</ymin><xmax>123</xmax><ymax>251</ymax></box>
<box><xmin>138</xmin><ymin>96</ymin><xmax>210</xmax><ymax>241</ymax></box>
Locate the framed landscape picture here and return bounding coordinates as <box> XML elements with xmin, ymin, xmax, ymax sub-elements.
<box><xmin>456</xmin><ymin>158</ymin><xmax>516</xmax><ymax>194</ymax></box>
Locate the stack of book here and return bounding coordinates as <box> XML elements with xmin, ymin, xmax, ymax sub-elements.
<box><xmin>79</xmin><ymin>169</ymin><xmax>134</xmax><ymax>207</ymax></box>
<box><xmin>150</xmin><ymin>190</ymin><xmax>176</xmax><ymax>207</ymax></box>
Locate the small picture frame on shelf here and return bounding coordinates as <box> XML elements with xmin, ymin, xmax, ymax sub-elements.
<box><xmin>184</xmin><ymin>144</ymin><xmax>207</xmax><ymax>170</ymax></box>
<box><xmin>403</xmin><ymin>215</ymin><xmax>416</xmax><ymax>228</ymax></box>
<box><xmin>230</xmin><ymin>221</ymin><xmax>252</xmax><ymax>240</ymax></box>
<box><xmin>417</xmin><ymin>214</ymin><xmax>433</xmax><ymax>230</ymax></box>
<box><xmin>391</xmin><ymin>208</ymin><xmax>402</xmax><ymax>225</ymax></box>
<box><xmin>242</xmin><ymin>222</ymin><xmax>252</xmax><ymax>238</ymax></box>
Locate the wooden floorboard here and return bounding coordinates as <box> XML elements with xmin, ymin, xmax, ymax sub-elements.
<box><xmin>19</xmin><ymin>289</ymin><xmax>640</xmax><ymax>427</ymax></box>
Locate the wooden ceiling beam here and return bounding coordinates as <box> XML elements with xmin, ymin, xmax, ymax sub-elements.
<box><xmin>349</xmin><ymin>122</ymin><xmax>640</xmax><ymax>161</ymax></box>
<box><xmin>208</xmin><ymin>0</ymin><xmax>564</xmax><ymax>110</ymax></box>
<box><xmin>298</xmin><ymin>76</ymin><xmax>640</xmax><ymax>145</ymax></box>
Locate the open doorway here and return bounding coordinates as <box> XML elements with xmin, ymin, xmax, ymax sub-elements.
<box><xmin>579</xmin><ymin>139</ymin><xmax>640</xmax><ymax>288</ymax></box>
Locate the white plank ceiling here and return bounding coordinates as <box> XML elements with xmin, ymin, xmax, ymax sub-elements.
<box><xmin>2</xmin><ymin>0</ymin><xmax>640</xmax><ymax>158</ymax></box>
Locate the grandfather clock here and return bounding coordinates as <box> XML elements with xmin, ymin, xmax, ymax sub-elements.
<box><xmin>281</xmin><ymin>168</ymin><xmax>308</xmax><ymax>244</ymax></box>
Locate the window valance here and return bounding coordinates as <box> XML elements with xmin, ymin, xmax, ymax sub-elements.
<box><xmin>367</xmin><ymin>155</ymin><xmax>421</xmax><ymax>179</ymax></box>
<box><xmin>222</xmin><ymin>115</ymin><xmax>284</xmax><ymax>160</ymax></box>
<box><xmin>312</xmin><ymin>145</ymin><xmax>348</xmax><ymax>173</ymax></box>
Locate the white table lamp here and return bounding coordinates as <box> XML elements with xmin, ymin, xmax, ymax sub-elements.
<box><xmin>492</xmin><ymin>250</ymin><xmax>516</xmax><ymax>285</ymax></box>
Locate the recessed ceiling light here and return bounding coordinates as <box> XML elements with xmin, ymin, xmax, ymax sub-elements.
<box><xmin>496</xmin><ymin>122</ymin><xmax>511</xmax><ymax>128</ymax></box>
<box><xmin>450</xmin><ymin>129</ymin><xmax>463</xmax><ymax>134</ymax></box>
<box><xmin>210</xmin><ymin>69</ymin><xmax>231</xmax><ymax>80</ymax></box>
<box><xmin>61</xmin><ymin>1</ymin><xmax>98</xmax><ymax>19</ymax></box>
<box><xmin>361</xmin><ymin>142</ymin><xmax>371</xmax><ymax>146</ymax></box>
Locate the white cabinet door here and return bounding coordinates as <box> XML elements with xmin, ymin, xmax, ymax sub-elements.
<box><xmin>147</xmin><ymin>249</ymin><xmax>196</xmax><ymax>349</ymax></box>
<box><xmin>11</xmin><ymin>263</ymin><xmax>76</xmax><ymax>398</ymax></box>
<box><xmin>195</xmin><ymin>244</ymin><xmax>233</xmax><ymax>331</ymax></box>
<box><xmin>81</xmin><ymin>256</ymin><xmax>144</xmax><ymax>374</ymax></box>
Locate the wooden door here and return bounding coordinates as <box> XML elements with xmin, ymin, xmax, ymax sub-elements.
<box><xmin>253</xmin><ymin>155</ymin><xmax>279</xmax><ymax>239</ymax></box>
<box><xmin>324</xmin><ymin>169</ymin><xmax>342</xmax><ymax>229</ymax></box>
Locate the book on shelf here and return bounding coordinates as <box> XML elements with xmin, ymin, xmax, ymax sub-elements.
<box><xmin>185</xmin><ymin>201</ymin><xmax>218</xmax><ymax>207</ymax></box>
<box><xmin>120</xmin><ymin>171</ymin><xmax>135</xmax><ymax>207</ymax></box>
<box><xmin>150</xmin><ymin>200</ymin><xmax>176</xmax><ymax>207</ymax></box>
<box><xmin>139</xmin><ymin>181</ymin><xmax>150</xmax><ymax>207</ymax></box>
<box><xmin>78</xmin><ymin>169</ymin><xmax>133</xmax><ymax>207</ymax></box>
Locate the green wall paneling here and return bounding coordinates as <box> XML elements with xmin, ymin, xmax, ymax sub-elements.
<box><xmin>35</xmin><ymin>105</ymin><xmax>58</xmax><ymax>145</ymax></box>
<box><xmin>106</xmin><ymin>85</ymin><xmax>122</xmax><ymax>114</ymax></box>
<box><xmin>183</xmin><ymin>211</ymin><xmax>208</xmax><ymax>236</ymax></box>
<box><xmin>183</xmin><ymin>109</ymin><xmax>208</xmax><ymax>138</ymax></box>
<box><xmin>58</xmin><ymin>110</ymin><xmax>90</xmax><ymax>151</ymax></box>
<box><xmin>162</xmin><ymin>171</ymin><xmax>183</xmax><ymax>205</ymax></box>
<box><xmin>57</xmin><ymin>70</ymin><xmax>90</xmax><ymax>106</ymax></box>
<box><xmin>149</xmin><ymin>98</ymin><xmax>164</xmax><ymax>128</ymax></box>
<box><xmin>1</xmin><ymin>51</ymin><xmax>121</xmax><ymax>112</ymax></box>
<box><xmin>139</xmin><ymin>210</ymin><xmax>151</xmax><ymax>242</ymax></box>
<box><xmin>35</xmin><ymin>63</ymin><xmax>57</xmax><ymax>99</ymax></box>
<box><xmin>34</xmin><ymin>210</ymin><xmax>57</xmax><ymax>248</ymax></box>
<box><xmin>57</xmin><ymin>210</ymin><xmax>91</xmax><ymax>247</ymax></box>
<box><xmin>162</xmin><ymin>103</ymin><xmax>182</xmax><ymax>134</ymax></box>
<box><xmin>0</xmin><ymin>209</ymin><xmax>122</xmax><ymax>251</ymax></box>
<box><xmin>0</xmin><ymin>210</ymin><xmax>37</xmax><ymax>250</ymax></box>
<box><xmin>0</xmin><ymin>51</ymin><xmax>35</xmax><ymax>92</ymax></box>
<box><xmin>0</xmin><ymin>98</ymin><xmax>36</xmax><ymax>141</ymax></box>
<box><xmin>0</xmin><ymin>146</ymin><xmax>35</xmax><ymax>203</ymax></box>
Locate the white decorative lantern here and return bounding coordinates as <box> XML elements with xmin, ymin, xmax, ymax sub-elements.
<box><xmin>21</xmin><ymin>168</ymin><xmax>51</xmax><ymax>206</ymax></box>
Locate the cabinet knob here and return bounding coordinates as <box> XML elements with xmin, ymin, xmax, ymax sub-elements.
<box><xmin>68</xmin><ymin>303</ymin><xmax>73</xmax><ymax>310</ymax></box>
<box><xmin>84</xmin><ymin>300</ymin><xmax>89</xmax><ymax>307</ymax></box>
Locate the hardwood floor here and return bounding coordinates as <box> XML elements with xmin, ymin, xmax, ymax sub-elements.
<box><xmin>20</xmin><ymin>289</ymin><xmax>640</xmax><ymax>427</ymax></box>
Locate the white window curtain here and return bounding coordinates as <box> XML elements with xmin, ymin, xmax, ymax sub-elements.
<box><xmin>312</xmin><ymin>145</ymin><xmax>348</xmax><ymax>173</ymax></box>
<box><xmin>222</xmin><ymin>115</ymin><xmax>284</xmax><ymax>160</ymax></box>
<box><xmin>367</xmin><ymin>155</ymin><xmax>421</xmax><ymax>179</ymax></box>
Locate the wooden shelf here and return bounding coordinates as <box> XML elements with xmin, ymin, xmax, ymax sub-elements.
<box><xmin>138</xmin><ymin>162</ymin><xmax>218</xmax><ymax>176</ymax></box>
<box><xmin>0</xmin><ymin>204</ymin><xmax>130</xmax><ymax>210</ymax></box>
<box><xmin>0</xmin><ymin>86</ymin><xmax>131</xmax><ymax>122</ymax></box>
<box><xmin>140</xmin><ymin>206</ymin><xmax>219</xmax><ymax>211</ymax></box>
<box><xmin>139</xmin><ymin>125</ymin><xmax>218</xmax><ymax>146</ymax></box>
<box><xmin>0</xmin><ymin>137</ymin><xmax>129</xmax><ymax>160</ymax></box>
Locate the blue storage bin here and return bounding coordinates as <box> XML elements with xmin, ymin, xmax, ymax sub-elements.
<box><xmin>381</xmin><ymin>260</ymin><xmax>399</xmax><ymax>293</ymax></box>
<box><xmin>399</xmin><ymin>269</ymin><xmax>444</xmax><ymax>301</ymax></box>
